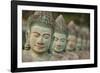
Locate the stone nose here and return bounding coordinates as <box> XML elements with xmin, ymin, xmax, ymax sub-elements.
<box><xmin>37</xmin><ymin>36</ymin><xmax>43</xmax><ymax>43</ymax></box>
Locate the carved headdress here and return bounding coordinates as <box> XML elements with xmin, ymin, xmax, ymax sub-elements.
<box><xmin>67</xmin><ymin>20</ymin><xmax>77</xmax><ymax>35</ymax></box>
<box><xmin>55</xmin><ymin>14</ymin><xmax>67</xmax><ymax>35</ymax></box>
<box><xmin>27</xmin><ymin>11</ymin><xmax>55</xmax><ymax>32</ymax></box>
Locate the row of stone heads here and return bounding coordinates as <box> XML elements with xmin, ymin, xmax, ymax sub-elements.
<box><xmin>22</xmin><ymin>11</ymin><xmax>90</xmax><ymax>52</ymax></box>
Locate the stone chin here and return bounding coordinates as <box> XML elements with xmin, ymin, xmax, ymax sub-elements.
<box><xmin>31</xmin><ymin>46</ymin><xmax>48</xmax><ymax>54</ymax></box>
<box><xmin>54</xmin><ymin>47</ymin><xmax>64</xmax><ymax>53</ymax></box>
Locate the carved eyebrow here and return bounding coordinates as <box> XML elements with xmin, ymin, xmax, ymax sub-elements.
<box><xmin>32</xmin><ymin>32</ymin><xmax>40</xmax><ymax>35</ymax></box>
<box><xmin>61</xmin><ymin>38</ymin><xmax>66</xmax><ymax>41</ymax></box>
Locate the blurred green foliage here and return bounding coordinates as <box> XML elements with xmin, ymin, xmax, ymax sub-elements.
<box><xmin>22</xmin><ymin>10</ymin><xmax>90</xmax><ymax>28</ymax></box>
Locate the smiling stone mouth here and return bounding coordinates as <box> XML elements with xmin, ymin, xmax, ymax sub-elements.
<box><xmin>56</xmin><ymin>45</ymin><xmax>62</xmax><ymax>48</ymax></box>
<box><xmin>35</xmin><ymin>45</ymin><xmax>45</xmax><ymax>48</ymax></box>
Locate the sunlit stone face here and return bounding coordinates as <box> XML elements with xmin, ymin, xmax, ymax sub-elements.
<box><xmin>52</xmin><ymin>32</ymin><xmax>67</xmax><ymax>52</ymax></box>
<box><xmin>66</xmin><ymin>35</ymin><xmax>77</xmax><ymax>51</ymax></box>
<box><xmin>29</xmin><ymin>23</ymin><xmax>52</xmax><ymax>53</ymax></box>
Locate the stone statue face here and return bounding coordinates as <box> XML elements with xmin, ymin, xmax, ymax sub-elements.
<box><xmin>66</xmin><ymin>35</ymin><xmax>77</xmax><ymax>50</ymax></box>
<box><xmin>52</xmin><ymin>32</ymin><xmax>67</xmax><ymax>52</ymax></box>
<box><xmin>29</xmin><ymin>24</ymin><xmax>52</xmax><ymax>53</ymax></box>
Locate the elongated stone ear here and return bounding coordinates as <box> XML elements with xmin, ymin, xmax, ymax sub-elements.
<box><xmin>22</xmin><ymin>19</ymin><xmax>27</xmax><ymax>50</ymax></box>
<box><xmin>24</xmin><ymin>13</ymin><xmax>33</xmax><ymax>50</ymax></box>
<box><xmin>24</xmin><ymin>39</ymin><xmax>30</xmax><ymax>50</ymax></box>
<box><xmin>24</xmin><ymin>43</ymin><xmax>30</xmax><ymax>50</ymax></box>
<box><xmin>24</xmin><ymin>31</ymin><xmax>30</xmax><ymax>50</ymax></box>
